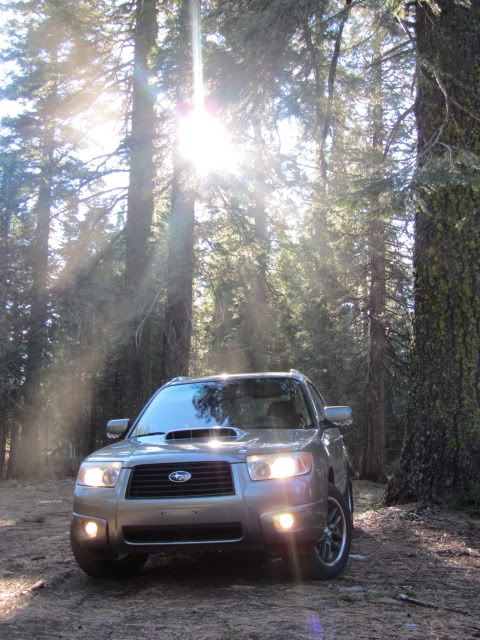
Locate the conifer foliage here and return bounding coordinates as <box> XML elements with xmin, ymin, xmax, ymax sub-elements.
<box><xmin>0</xmin><ymin>0</ymin><xmax>477</xmax><ymax>503</ymax></box>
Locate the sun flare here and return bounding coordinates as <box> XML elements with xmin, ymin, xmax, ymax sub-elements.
<box><xmin>178</xmin><ymin>109</ymin><xmax>238</xmax><ymax>176</ymax></box>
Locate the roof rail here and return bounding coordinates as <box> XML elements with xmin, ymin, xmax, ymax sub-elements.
<box><xmin>167</xmin><ymin>376</ymin><xmax>189</xmax><ymax>384</ymax></box>
<box><xmin>289</xmin><ymin>369</ymin><xmax>303</xmax><ymax>377</ymax></box>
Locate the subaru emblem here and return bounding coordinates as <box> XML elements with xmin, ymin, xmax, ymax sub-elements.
<box><xmin>169</xmin><ymin>470</ymin><xmax>192</xmax><ymax>483</ymax></box>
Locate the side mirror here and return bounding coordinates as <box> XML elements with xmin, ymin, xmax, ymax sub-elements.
<box><xmin>107</xmin><ymin>418</ymin><xmax>130</xmax><ymax>439</ymax></box>
<box><xmin>323</xmin><ymin>406</ymin><xmax>352</xmax><ymax>428</ymax></box>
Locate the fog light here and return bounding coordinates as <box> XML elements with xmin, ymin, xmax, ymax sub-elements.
<box><xmin>273</xmin><ymin>513</ymin><xmax>295</xmax><ymax>530</ymax></box>
<box><xmin>84</xmin><ymin>521</ymin><xmax>98</xmax><ymax>538</ymax></box>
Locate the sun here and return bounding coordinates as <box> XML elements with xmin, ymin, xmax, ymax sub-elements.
<box><xmin>177</xmin><ymin>108</ymin><xmax>238</xmax><ymax>176</ymax></box>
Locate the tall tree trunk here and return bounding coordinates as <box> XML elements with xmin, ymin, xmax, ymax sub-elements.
<box><xmin>245</xmin><ymin>126</ymin><xmax>269</xmax><ymax>370</ymax></box>
<box><xmin>307</xmin><ymin>1</ymin><xmax>351</xmax><ymax>287</ymax></box>
<box><xmin>162</xmin><ymin>147</ymin><xmax>195</xmax><ymax>380</ymax></box>
<box><xmin>122</xmin><ymin>0</ymin><xmax>158</xmax><ymax>415</ymax></box>
<box><xmin>162</xmin><ymin>0</ymin><xmax>196</xmax><ymax>381</ymax></box>
<box><xmin>385</xmin><ymin>1</ymin><xmax>480</xmax><ymax>504</ymax></box>
<box><xmin>0</xmin><ymin>157</ymin><xmax>16</xmax><ymax>478</ymax></box>
<box><xmin>360</xmin><ymin>27</ymin><xmax>387</xmax><ymax>482</ymax></box>
<box><xmin>12</xmin><ymin>169</ymin><xmax>52</xmax><ymax>477</ymax></box>
<box><xmin>318</xmin><ymin>0</ymin><xmax>352</xmax><ymax>186</ymax></box>
<box><xmin>210</xmin><ymin>281</ymin><xmax>236</xmax><ymax>371</ymax></box>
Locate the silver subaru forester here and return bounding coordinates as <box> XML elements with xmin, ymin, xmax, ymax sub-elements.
<box><xmin>71</xmin><ymin>370</ymin><xmax>353</xmax><ymax>579</ymax></box>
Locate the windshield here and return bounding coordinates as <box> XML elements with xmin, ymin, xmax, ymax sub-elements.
<box><xmin>131</xmin><ymin>378</ymin><xmax>313</xmax><ymax>436</ymax></box>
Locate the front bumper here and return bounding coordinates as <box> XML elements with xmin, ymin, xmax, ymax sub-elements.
<box><xmin>72</xmin><ymin>461</ymin><xmax>327</xmax><ymax>555</ymax></box>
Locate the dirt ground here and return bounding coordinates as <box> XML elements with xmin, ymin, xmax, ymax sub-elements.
<box><xmin>0</xmin><ymin>480</ymin><xmax>479</xmax><ymax>640</ymax></box>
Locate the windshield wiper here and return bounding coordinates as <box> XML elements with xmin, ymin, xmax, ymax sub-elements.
<box><xmin>133</xmin><ymin>432</ymin><xmax>165</xmax><ymax>438</ymax></box>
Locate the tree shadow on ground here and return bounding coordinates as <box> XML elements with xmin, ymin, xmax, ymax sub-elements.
<box><xmin>1</xmin><ymin>480</ymin><xmax>479</xmax><ymax>639</ymax></box>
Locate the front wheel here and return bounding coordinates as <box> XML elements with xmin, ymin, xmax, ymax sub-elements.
<box><xmin>303</xmin><ymin>484</ymin><xmax>352</xmax><ymax>579</ymax></box>
<box><xmin>71</xmin><ymin>526</ymin><xmax>148</xmax><ymax>578</ymax></box>
<box><xmin>345</xmin><ymin>478</ymin><xmax>354</xmax><ymax>517</ymax></box>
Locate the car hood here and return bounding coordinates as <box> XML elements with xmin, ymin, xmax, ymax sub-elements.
<box><xmin>85</xmin><ymin>428</ymin><xmax>318</xmax><ymax>466</ymax></box>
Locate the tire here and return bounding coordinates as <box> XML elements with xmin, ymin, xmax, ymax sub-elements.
<box><xmin>303</xmin><ymin>483</ymin><xmax>352</xmax><ymax>580</ymax></box>
<box><xmin>345</xmin><ymin>478</ymin><xmax>354</xmax><ymax>517</ymax></box>
<box><xmin>70</xmin><ymin>525</ymin><xmax>148</xmax><ymax>579</ymax></box>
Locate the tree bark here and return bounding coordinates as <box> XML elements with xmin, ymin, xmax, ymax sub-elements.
<box><xmin>360</xmin><ymin>27</ymin><xmax>387</xmax><ymax>483</ymax></box>
<box><xmin>162</xmin><ymin>0</ymin><xmax>196</xmax><ymax>381</ymax></box>
<box><xmin>385</xmin><ymin>1</ymin><xmax>480</xmax><ymax>504</ymax></box>
<box><xmin>122</xmin><ymin>0</ymin><xmax>158</xmax><ymax>415</ymax></box>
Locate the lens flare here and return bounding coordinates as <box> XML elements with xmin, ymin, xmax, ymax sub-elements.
<box><xmin>274</xmin><ymin>513</ymin><xmax>295</xmax><ymax>530</ymax></box>
<box><xmin>83</xmin><ymin>467</ymin><xmax>104</xmax><ymax>487</ymax></box>
<box><xmin>84</xmin><ymin>521</ymin><xmax>98</xmax><ymax>538</ymax></box>
<box><xmin>178</xmin><ymin>109</ymin><xmax>238</xmax><ymax>176</ymax></box>
<box><xmin>270</xmin><ymin>456</ymin><xmax>298</xmax><ymax>478</ymax></box>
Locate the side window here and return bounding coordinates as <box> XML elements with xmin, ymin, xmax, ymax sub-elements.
<box><xmin>307</xmin><ymin>383</ymin><xmax>326</xmax><ymax>422</ymax></box>
<box><xmin>292</xmin><ymin>386</ymin><xmax>313</xmax><ymax>428</ymax></box>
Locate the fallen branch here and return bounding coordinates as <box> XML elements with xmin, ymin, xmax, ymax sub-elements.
<box><xmin>0</xmin><ymin>579</ymin><xmax>47</xmax><ymax>600</ymax></box>
<box><xmin>397</xmin><ymin>593</ymin><xmax>471</xmax><ymax>617</ymax></box>
<box><xmin>25</xmin><ymin>579</ymin><xmax>46</xmax><ymax>593</ymax></box>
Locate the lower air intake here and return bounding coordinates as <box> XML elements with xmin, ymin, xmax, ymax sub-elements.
<box><xmin>123</xmin><ymin>522</ymin><xmax>243</xmax><ymax>543</ymax></box>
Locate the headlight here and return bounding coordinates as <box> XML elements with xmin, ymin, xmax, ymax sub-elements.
<box><xmin>246</xmin><ymin>452</ymin><xmax>312</xmax><ymax>480</ymax></box>
<box><xmin>77</xmin><ymin>461</ymin><xmax>123</xmax><ymax>487</ymax></box>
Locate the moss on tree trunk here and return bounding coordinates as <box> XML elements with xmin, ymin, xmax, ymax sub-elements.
<box><xmin>385</xmin><ymin>0</ymin><xmax>480</xmax><ymax>504</ymax></box>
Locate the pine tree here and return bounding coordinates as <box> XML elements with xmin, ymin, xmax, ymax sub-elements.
<box><xmin>122</xmin><ymin>0</ymin><xmax>159</xmax><ymax>413</ymax></box>
<box><xmin>359</xmin><ymin>23</ymin><xmax>388</xmax><ymax>482</ymax></box>
<box><xmin>385</xmin><ymin>0</ymin><xmax>480</xmax><ymax>504</ymax></box>
<box><xmin>1</xmin><ymin>0</ymin><xmax>127</xmax><ymax>475</ymax></box>
<box><xmin>162</xmin><ymin>0</ymin><xmax>196</xmax><ymax>381</ymax></box>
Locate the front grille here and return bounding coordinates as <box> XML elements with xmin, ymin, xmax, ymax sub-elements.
<box><xmin>123</xmin><ymin>522</ymin><xmax>242</xmax><ymax>543</ymax></box>
<box><xmin>126</xmin><ymin>461</ymin><xmax>235</xmax><ymax>499</ymax></box>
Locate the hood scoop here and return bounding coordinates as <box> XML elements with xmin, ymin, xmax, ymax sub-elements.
<box><xmin>165</xmin><ymin>427</ymin><xmax>240</xmax><ymax>441</ymax></box>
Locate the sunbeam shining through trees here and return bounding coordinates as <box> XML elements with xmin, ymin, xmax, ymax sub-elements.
<box><xmin>0</xmin><ymin>0</ymin><xmax>478</xmax><ymax>517</ymax></box>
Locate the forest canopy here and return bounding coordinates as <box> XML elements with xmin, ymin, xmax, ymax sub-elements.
<box><xmin>0</xmin><ymin>0</ymin><xmax>478</xmax><ymax>505</ymax></box>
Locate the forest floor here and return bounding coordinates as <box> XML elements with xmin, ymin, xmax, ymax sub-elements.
<box><xmin>0</xmin><ymin>479</ymin><xmax>479</xmax><ymax>640</ymax></box>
